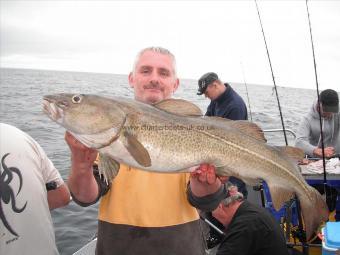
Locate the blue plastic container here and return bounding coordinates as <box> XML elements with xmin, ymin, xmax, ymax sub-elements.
<box><xmin>322</xmin><ymin>222</ymin><xmax>340</xmax><ymax>255</ymax></box>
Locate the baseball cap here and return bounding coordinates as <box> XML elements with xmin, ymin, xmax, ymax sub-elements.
<box><xmin>197</xmin><ymin>72</ymin><xmax>219</xmax><ymax>95</ymax></box>
<box><xmin>320</xmin><ymin>89</ymin><xmax>339</xmax><ymax>113</ymax></box>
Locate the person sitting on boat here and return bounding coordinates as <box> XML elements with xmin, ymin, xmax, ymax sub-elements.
<box><xmin>0</xmin><ymin>123</ymin><xmax>70</xmax><ymax>255</ymax></box>
<box><xmin>295</xmin><ymin>88</ymin><xmax>339</xmax><ymax>158</ymax></box>
<box><xmin>295</xmin><ymin>88</ymin><xmax>339</xmax><ymax>219</ymax></box>
<box><xmin>188</xmin><ymin>167</ymin><xmax>289</xmax><ymax>255</ymax></box>
<box><xmin>197</xmin><ymin>72</ymin><xmax>248</xmax><ymax>198</ymax></box>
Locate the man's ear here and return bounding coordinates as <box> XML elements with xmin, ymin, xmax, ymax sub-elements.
<box><xmin>128</xmin><ymin>72</ymin><xmax>134</xmax><ymax>88</ymax></box>
<box><xmin>173</xmin><ymin>78</ymin><xmax>180</xmax><ymax>93</ymax></box>
<box><xmin>212</xmin><ymin>81</ymin><xmax>219</xmax><ymax>89</ymax></box>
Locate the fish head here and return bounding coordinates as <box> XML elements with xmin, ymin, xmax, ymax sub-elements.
<box><xmin>43</xmin><ymin>93</ymin><xmax>126</xmax><ymax>135</ymax></box>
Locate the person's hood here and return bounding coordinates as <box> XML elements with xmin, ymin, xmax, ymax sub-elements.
<box><xmin>309</xmin><ymin>99</ymin><xmax>320</xmax><ymax>119</ymax></box>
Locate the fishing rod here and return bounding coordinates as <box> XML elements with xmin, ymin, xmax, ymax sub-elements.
<box><xmin>240</xmin><ymin>62</ymin><xmax>253</xmax><ymax>122</ymax></box>
<box><xmin>254</xmin><ymin>1</ymin><xmax>308</xmax><ymax>251</ymax></box>
<box><xmin>304</xmin><ymin>5</ymin><xmax>334</xmax><ymax>248</ymax></box>
<box><xmin>305</xmin><ymin>0</ymin><xmax>328</xmax><ymax>186</ymax></box>
<box><xmin>254</xmin><ymin>0</ymin><xmax>288</xmax><ymax>146</ymax></box>
<box><xmin>199</xmin><ymin>216</ymin><xmax>225</xmax><ymax>236</ymax></box>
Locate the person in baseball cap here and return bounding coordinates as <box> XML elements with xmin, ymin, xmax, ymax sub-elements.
<box><xmin>320</xmin><ymin>89</ymin><xmax>339</xmax><ymax>113</ymax></box>
<box><xmin>197</xmin><ymin>72</ymin><xmax>219</xmax><ymax>95</ymax></box>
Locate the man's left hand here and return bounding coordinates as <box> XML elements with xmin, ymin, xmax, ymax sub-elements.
<box><xmin>190</xmin><ymin>163</ymin><xmax>218</xmax><ymax>185</ymax></box>
<box><xmin>189</xmin><ymin>163</ymin><xmax>226</xmax><ymax>197</ymax></box>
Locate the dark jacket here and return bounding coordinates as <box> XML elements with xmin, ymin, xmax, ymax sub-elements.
<box><xmin>206</xmin><ymin>84</ymin><xmax>248</xmax><ymax>121</ymax></box>
<box><xmin>216</xmin><ymin>201</ymin><xmax>289</xmax><ymax>255</ymax></box>
<box><xmin>187</xmin><ymin>185</ymin><xmax>288</xmax><ymax>255</ymax></box>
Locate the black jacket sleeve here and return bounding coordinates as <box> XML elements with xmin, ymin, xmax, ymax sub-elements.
<box><xmin>187</xmin><ymin>184</ymin><xmax>227</xmax><ymax>212</ymax></box>
<box><xmin>205</xmin><ymin>102</ymin><xmax>213</xmax><ymax>116</ymax></box>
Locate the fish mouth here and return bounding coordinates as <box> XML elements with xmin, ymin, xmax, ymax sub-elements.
<box><xmin>43</xmin><ymin>99</ymin><xmax>64</xmax><ymax>122</ymax></box>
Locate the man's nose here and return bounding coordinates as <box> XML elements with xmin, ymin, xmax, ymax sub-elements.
<box><xmin>150</xmin><ymin>71</ymin><xmax>160</xmax><ymax>84</ymax></box>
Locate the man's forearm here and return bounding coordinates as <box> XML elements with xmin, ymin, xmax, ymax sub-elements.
<box><xmin>295</xmin><ymin>138</ymin><xmax>316</xmax><ymax>157</ymax></box>
<box><xmin>187</xmin><ymin>184</ymin><xmax>227</xmax><ymax>212</ymax></box>
<box><xmin>68</xmin><ymin>164</ymin><xmax>99</xmax><ymax>205</ymax></box>
<box><xmin>48</xmin><ymin>183</ymin><xmax>70</xmax><ymax>210</ymax></box>
<box><xmin>188</xmin><ymin>164</ymin><xmax>224</xmax><ymax>211</ymax></box>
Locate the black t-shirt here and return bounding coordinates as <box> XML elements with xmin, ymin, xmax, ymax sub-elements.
<box><xmin>216</xmin><ymin>201</ymin><xmax>289</xmax><ymax>255</ymax></box>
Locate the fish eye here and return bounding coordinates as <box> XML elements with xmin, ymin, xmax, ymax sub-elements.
<box><xmin>72</xmin><ymin>95</ymin><xmax>82</xmax><ymax>104</ymax></box>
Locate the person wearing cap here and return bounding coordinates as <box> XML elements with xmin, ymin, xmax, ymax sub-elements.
<box><xmin>295</xmin><ymin>89</ymin><xmax>339</xmax><ymax>159</ymax></box>
<box><xmin>197</xmin><ymin>72</ymin><xmax>248</xmax><ymax>120</ymax></box>
<box><xmin>295</xmin><ymin>89</ymin><xmax>340</xmax><ymax>220</ymax></box>
<box><xmin>197</xmin><ymin>72</ymin><xmax>248</xmax><ymax>198</ymax></box>
<box><xmin>190</xmin><ymin>178</ymin><xmax>289</xmax><ymax>255</ymax></box>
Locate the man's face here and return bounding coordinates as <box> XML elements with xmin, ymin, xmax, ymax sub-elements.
<box><xmin>320</xmin><ymin>105</ymin><xmax>334</xmax><ymax>119</ymax></box>
<box><xmin>204</xmin><ymin>82</ymin><xmax>219</xmax><ymax>101</ymax></box>
<box><xmin>212</xmin><ymin>203</ymin><xmax>233</xmax><ymax>227</ymax></box>
<box><xmin>322</xmin><ymin>112</ymin><xmax>333</xmax><ymax>119</ymax></box>
<box><xmin>128</xmin><ymin>50</ymin><xmax>179</xmax><ymax>104</ymax></box>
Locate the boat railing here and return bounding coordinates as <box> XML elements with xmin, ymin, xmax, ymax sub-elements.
<box><xmin>263</xmin><ymin>128</ymin><xmax>297</xmax><ymax>138</ymax></box>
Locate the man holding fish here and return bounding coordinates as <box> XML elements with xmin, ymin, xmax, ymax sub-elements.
<box><xmin>64</xmin><ymin>47</ymin><xmax>220</xmax><ymax>255</ymax></box>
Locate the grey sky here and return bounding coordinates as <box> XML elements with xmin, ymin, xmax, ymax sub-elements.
<box><xmin>1</xmin><ymin>0</ymin><xmax>339</xmax><ymax>91</ymax></box>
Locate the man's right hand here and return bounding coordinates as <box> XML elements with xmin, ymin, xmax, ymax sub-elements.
<box><xmin>313</xmin><ymin>146</ymin><xmax>335</xmax><ymax>158</ymax></box>
<box><xmin>65</xmin><ymin>131</ymin><xmax>97</xmax><ymax>170</ymax></box>
<box><xmin>65</xmin><ymin>132</ymin><xmax>100</xmax><ymax>203</ymax></box>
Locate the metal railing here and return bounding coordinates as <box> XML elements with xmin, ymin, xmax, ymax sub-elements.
<box><xmin>263</xmin><ymin>129</ymin><xmax>296</xmax><ymax>138</ymax></box>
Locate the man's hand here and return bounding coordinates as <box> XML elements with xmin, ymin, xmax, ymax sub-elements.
<box><xmin>227</xmin><ymin>184</ymin><xmax>239</xmax><ymax>196</ymax></box>
<box><xmin>65</xmin><ymin>132</ymin><xmax>99</xmax><ymax>203</ymax></box>
<box><xmin>189</xmin><ymin>163</ymin><xmax>225</xmax><ymax>197</ymax></box>
<box><xmin>65</xmin><ymin>132</ymin><xmax>97</xmax><ymax>171</ymax></box>
<box><xmin>190</xmin><ymin>163</ymin><xmax>218</xmax><ymax>185</ymax></box>
<box><xmin>313</xmin><ymin>147</ymin><xmax>335</xmax><ymax>158</ymax></box>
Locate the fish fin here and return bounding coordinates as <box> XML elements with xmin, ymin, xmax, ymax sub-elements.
<box><xmin>266</xmin><ymin>182</ymin><xmax>295</xmax><ymax>211</ymax></box>
<box><xmin>206</xmin><ymin>118</ymin><xmax>266</xmax><ymax>142</ymax></box>
<box><xmin>231</xmin><ymin>121</ymin><xmax>266</xmax><ymax>142</ymax></box>
<box><xmin>298</xmin><ymin>186</ymin><xmax>329</xmax><ymax>240</ymax></box>
<box><xmin>215</xmin><ymin>165</ymin><xmax>233</xmax><ymax>177</ymax></box>
<box><xmin>216</xmin><ymin>166</ymin><xmax>260</xmax><ymax>186</ymax></box>
<box><xmin>204</xmin><ymin>116</ymin><xmax>232</xmax><ymax>123</ymax></box>
<box><xmin>98</xmin><ymin>153</ymin><xmax>120</xmax><ymax>184</ymax></box>
<box><xmin>241</xmin><ymin>177</ymin><xmax>261</xmax><ymax>187</ymax></box>
<box><xmin>154</xmin><ymin>99</ymin><xmax>203</xmax><ymax>116</ymax></box>
<box><xmin>122</xmin><ymin>131</ymin><xmax>151</xmax><ymax>167</ymax></box>
<box><xmin>275</xmin><ymin>146</ymin><xmax>305</xmax><ymax>162</ymax></box>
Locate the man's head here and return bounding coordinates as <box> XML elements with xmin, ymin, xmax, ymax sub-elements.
<box><xmin>212</xmin><ymin>183</ymin><xmax>244</xmax><ymax>227</ymax></box>
<box><xmin>197</xmin><ymin>72</ymin><xmax>226</xmax><ymax>100</ymax></box>
<box><xmin>320</xmin><ymin>89</ymin><xmax>339</xmax><ymax>117</ymax></box>
<box><xmin>128</xmin><ymin>47</ymin><xmax>179</xmax><ymax>104</ymax></box>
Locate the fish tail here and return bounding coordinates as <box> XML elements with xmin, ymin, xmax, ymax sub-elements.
<box><xmin>299</xmin><ymin>185</ymin><xmax>329</xmax><ymax>240</ymax></box>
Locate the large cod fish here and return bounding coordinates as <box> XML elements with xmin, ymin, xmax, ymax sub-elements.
<box><xmin>43</xmin><ymin>93</ymin><xmax>328</xmax><ymax>239</ymax></box>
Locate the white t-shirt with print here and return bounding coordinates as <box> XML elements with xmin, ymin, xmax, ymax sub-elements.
<box><xmin>0</xmin><ymin>123</ymin><xmax>63</xmax><ymax>255</ymax></box>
